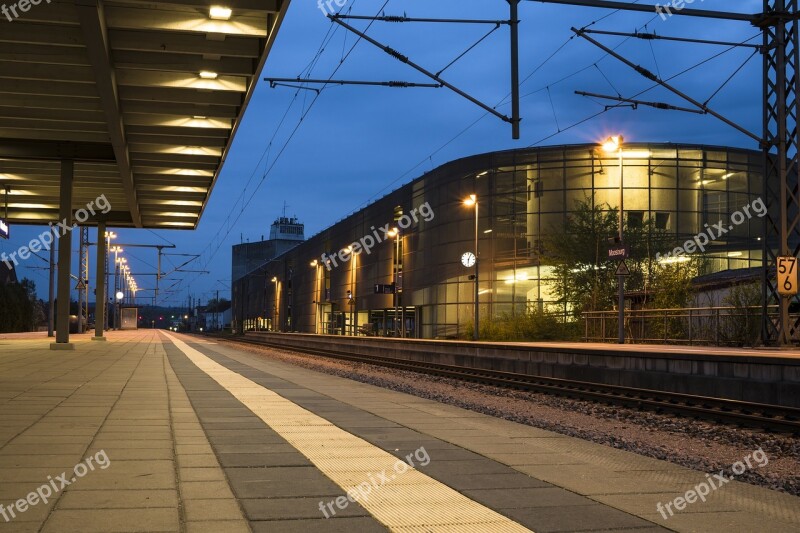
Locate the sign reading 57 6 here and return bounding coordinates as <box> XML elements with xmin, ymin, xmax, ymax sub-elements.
<box><xmin>777</xmin><ymin>256</ymin><xmax>799</xmax><ymax>296</ymax></box>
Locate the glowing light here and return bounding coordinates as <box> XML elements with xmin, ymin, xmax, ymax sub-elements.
<box><xmin>464</xmin><ymin>194</ymin><xmax>477</xmax><ymax>206</ymax></box>
<box><xmin>199</xmin><ymin>70</ymin><xmax>218</xmax><ymax>80</ymax></box>
<box><xmin>209</xmin><ymin>6</ymin><xmax>232</xmax><ymax>20</ymax></box>
<box><xmin>602</xmin><ymin>135</ymin><xmax>623</xmax><ymax>153</ymax></box>
<box><xmin>658</xmin><ymin>256</ymin><xmax>691</xmax><ymax>265</ymax></box>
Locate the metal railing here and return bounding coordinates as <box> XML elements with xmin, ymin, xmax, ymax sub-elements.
<box><xmin>582</xmin><ymin>306</ymin><xmax>786</xmax><ymax>346</ymax></box>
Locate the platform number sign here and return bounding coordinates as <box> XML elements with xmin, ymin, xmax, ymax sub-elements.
<box><xmin>777</xmin><ymin>256</ymin><xmax>799</xmax><ymax>296</ymax></box>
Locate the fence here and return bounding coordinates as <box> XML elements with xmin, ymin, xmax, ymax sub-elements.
<box><xmin>582</xmin><ymin>306</ymin><xmax>784</xmax><ymax>346</ymax></box>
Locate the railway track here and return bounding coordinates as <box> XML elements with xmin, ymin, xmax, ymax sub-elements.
<box><xmin>219</xmin><ymin>334</ymin><xmax>800</xmax><ymax>434</ymax></box>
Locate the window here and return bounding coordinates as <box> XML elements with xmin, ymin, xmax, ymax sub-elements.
<box><xmin>655</xmin><ymin>212</ymin><xmax>670</xmax><ymax>230</ymax></box>
<box><xmin>627</xmin><ymin>211</ymin><xmax>644</xmax><ymax>228</ymax></box>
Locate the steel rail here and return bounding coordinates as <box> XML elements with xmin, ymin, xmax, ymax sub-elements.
<box><xmin>214</xmin><ymin>334</ymin><xmax>800</xmax><ymax>434</ymax></box>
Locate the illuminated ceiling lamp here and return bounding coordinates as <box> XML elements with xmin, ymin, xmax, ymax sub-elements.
<box><xmin>209</xmin><ymin>6</ymin><xmax>232</xmax><ymax>20</ymax></box>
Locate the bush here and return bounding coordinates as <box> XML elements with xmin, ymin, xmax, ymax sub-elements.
<box><xmin>721</xmin><ymin>282</ymin><xmax>761</xmax><ymax>347</ymax></box>
<box><xmin>463</xmin><ymin>310</ymin><xmax>580</xmax><ymax>342</ymax></box>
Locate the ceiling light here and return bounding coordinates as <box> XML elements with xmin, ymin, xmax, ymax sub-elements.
<box><xmin>199</xmin><ymin>71</ymin><xmax>218</xmax><ymax>80</ymax></box>
<box><xmin>192</xmin><ymin>115</ymin><xmax>207</xmax><ymax>120</ymax></box>
<box><xmin>209</xmin><ymin>6</ymin><xmax>232</xmax><ymax>20</ymax></box>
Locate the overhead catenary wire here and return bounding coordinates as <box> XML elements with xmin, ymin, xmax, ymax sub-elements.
<box><xmin>351</xmin><ymin>4</ymin><xmax>655</xmax><ymax>210</ymax></box>
<box><xmin>535</xmin><ymin>32</ymin><xmax>761</xmax><ymax>147</ymax></box>
<box><xmin>164</xmin><ymin>1</ymin><xmax>390</xmax><ymax>304</ymax></box>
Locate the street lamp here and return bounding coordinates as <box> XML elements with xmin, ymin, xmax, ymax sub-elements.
<box><xmin>387</xmin><ymin>228</ymin><xmax>401</xmax><ymax>337</ymax></box>
<box><xmin>113</xmin><ymin>252</ymin><xmax>125</xmax><ymax>329</ymax></box>
<box><xmin>346</xmin><ymin>245</ymin><xmax>359</xmax><ymax>336</ymax></box>
<box><xmin>104</xmin><ymin>232</ymin><xmax>116</xmax><ymax>331</ymax></box>
<box><xmin>464</xmin><ymin>194</ymin><xmax>479</xmax><ymax>341</ymax></box>
<box><xmin>603</xmin><ymin>135</ymin><xmax>625</xmax><ymax>344</ymax></box>
<box><xmin>310</xmin><ymin>260</ymin><xmax>319</xmax><ymax>334</ymax></box>
<box><xmin>271</xmin><ymin>276</ymin><xmax>278</xmax><ymax>331</ymax></box>
<box><xmin>115</xmin><ymin>290</ymin><xmax>124</xmax><ymax>328</ymax></box>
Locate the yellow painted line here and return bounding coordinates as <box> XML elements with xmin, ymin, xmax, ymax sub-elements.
<box><xmin>164</xmin><ymin>332</ymin><xmax>533</xmax><ymax>532</ymax></box>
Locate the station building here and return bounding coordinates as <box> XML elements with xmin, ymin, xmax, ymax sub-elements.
<box><xmin>232</xmin><ymin>143</ymin><xmax>765</xmax><ymax>339</ymax></box>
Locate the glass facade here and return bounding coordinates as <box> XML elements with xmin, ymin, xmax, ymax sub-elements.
<box><xmin>232</xmin><ymin>143</ymin><xmax>765</xmax><ymax>339</ymax></box>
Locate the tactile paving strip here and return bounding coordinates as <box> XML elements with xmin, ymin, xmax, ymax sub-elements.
<box><xmin>164</xmin><ymin>332</ymin><xmax>533</xmax><ymax>532</ymax></box>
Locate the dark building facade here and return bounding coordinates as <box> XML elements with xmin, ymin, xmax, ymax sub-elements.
<box><xmin>232</xmin><ymin>216</ymin><xmax>305</xmax><ymax>282</ymax></box>
<box><xmin>233</xmin><ymin>143</ymin><xmax>765</xmax><ymax>339</ymax></box>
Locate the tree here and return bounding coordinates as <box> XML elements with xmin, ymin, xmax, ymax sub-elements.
<box><xmin>544</xmin><ymin>194</ymin><xmax>671</xmax><ymax>316</ymax></box>
<box><xmin>0</xmin><ymin>278</ymin><xmax>40</xmax><ymax>332</ymax></box>
<box><xmin>544</xmin><ymin>194</ymin><xmax>620</xmax><ymax>317</ymax></box>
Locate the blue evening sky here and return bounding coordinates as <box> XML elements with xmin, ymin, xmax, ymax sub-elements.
<box><xmin>2</xmin><ymin>0</ymin><xmax>763</xmax><ymax>305</ymax></box>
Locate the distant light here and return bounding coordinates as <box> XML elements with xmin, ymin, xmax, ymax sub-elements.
<box><xmin>659</xmin><ymin>256</ymin><xmax>691</xmax><ymax>265</ymax></box>
<box><xmin>271</xmin><ymin>277</ymin><xmax>278</xmax><ymax>282</ymax></box>
<box><xmin>209</xmin><ymin>6</ymin><xmax>232</xmax><ymax>20</ymax></box>
<box><xmin>476</xmin><ymin>171</ymin><xmax>488</xmax><ymax>178</ymax></box>
<box><xmin>464</xmin><ymin>194</ymin><xmax>477</xmax><ymax>207</ymax></box>
<box><xmin>199</xmin><ymin>71</ymin><xmax>218</xmax><ymax>80</ymax></box>
<box><xmin>310</xmin><ymin>260</ymin><xmax>318</xmax><ymax>267</ymax></box>
<box><xmin>192</xmin><ymin>115</ymin><xmax>207</xmax><ymax>120</ymax></box>
<box><xmin>483</xmin><ymin>229</ymin><xmax>493</xmax><ymax>234</ymax></box>
<box><xmin>115</xmin><ymin>291</ymin><xmax>124</xmax><ymax>300</ymax></box>
<box><xmin>727</xmin><ymin>251</ymin><xmax>743</xmax><ymax>257</ymax></box>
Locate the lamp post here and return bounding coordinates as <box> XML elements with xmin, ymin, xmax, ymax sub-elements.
<box><xmin>387</xmin><ymin>228</ymin><xmax>400</xmax><ymax>336</ymax></box>
<box><xmin>464</xmin><ymin>194</ymin><xmax>479</xmax><ymax>341</ymax></box>
<box><xmin>310</xmin><ymin>260</ymin><xmax>319</xmax><ymax>334</ymax></box>
<box><xmin>271</xmin><ymin>276</ymin><xmax>278</xmax><ymax>331</ymax></box>
<box><xmin>115</xmin><ymin>290</ymin><xmax>124</xmax><ymax>328</ymax></box>
<box><xmin>346</xmin><ymin>245</ymin><xmax>358</xmax><ymax>336</ymax></box>
<box><xmin>109</xmin><ymin>245</ymin><xmax>122</xmax><ymax>329</ymax></box>
<box><xmin>105</xmin><ymin>232</ymin><xmax>116</xmax><ymax>330</ymax></box>
<box><xmin>603</xmin><ymin>135</ymin><xmax>625</xmax><ymax>344</ymax></box>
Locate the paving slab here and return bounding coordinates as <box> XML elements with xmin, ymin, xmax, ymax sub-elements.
<box><xmin>184</xmin><ymin>334</ymin><xmax>800</xmax><ymax>533</ymax></box>
<box><xmin>2</xmin><ymin>329</ymin><xmax>798</xmax><ymax>533</ymax></box>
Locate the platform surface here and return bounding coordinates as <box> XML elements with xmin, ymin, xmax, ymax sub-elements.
<box><xmin>0</xmin><ymin>330</ymin><xmax>797</xmax><ymax>532</ymax></box>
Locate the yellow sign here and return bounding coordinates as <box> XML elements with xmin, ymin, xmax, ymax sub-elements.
<box><xmin>777</xmin><ymin>256</ymin><xmax>799</xmax><ymax>296</ymax></box>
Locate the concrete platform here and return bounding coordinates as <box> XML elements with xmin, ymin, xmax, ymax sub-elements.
<box><xmin>0</xmin><ymin>330</ymin><xmax>796</xmax><ymax>532</ymax></box>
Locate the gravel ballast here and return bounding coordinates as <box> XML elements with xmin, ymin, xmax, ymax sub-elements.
<box><xmin>217</xmin><ymin>337</ymin><xmax>800</xmax><ymax>496</ymax></box>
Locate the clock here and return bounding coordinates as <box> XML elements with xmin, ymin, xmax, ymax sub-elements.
<box><xmin>461</xmin><ymin>252</ymin><xmax>476</xmax><ymax>268</ymax></box>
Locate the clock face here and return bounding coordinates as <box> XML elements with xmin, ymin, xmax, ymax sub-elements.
<box><xmin>461</xmin><ymin>252</ymin><xmax>476</xmax><ymax>268</ymax></box>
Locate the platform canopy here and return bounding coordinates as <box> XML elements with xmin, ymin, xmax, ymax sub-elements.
<box><xmin>0</xmin><ymin>0</ymin><xmax>289</xmax><ymax>229</ymax></box>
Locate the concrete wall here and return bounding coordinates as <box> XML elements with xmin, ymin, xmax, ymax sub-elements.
<box><xmin>249</xmin><ymin>332</ymin><xmax>800</xmax><ymax>408</ymax></box>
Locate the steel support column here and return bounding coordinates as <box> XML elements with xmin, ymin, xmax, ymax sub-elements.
<box><xmin>93</xmin><ymin>222</ymin><xmax>107</xmax><ymax>341</ymax></box>
<box><xmin>51</xmin><ymin>160</ymin><xmax>74</xmax><ymax>350</ymax></box>
<box><xmin>48</xmin><ymin>236</ymin><xmax>55</xmax><ymax>338</ymax></box>
<box><xmin>761</xmin><ymin>0</ymin><xmax>800</xmax><ymax>345</ymax></box>
<box><xmin>510</xmin><ymin>0</ymin><xmax>521</xmax><ymax>139</ymax></box>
